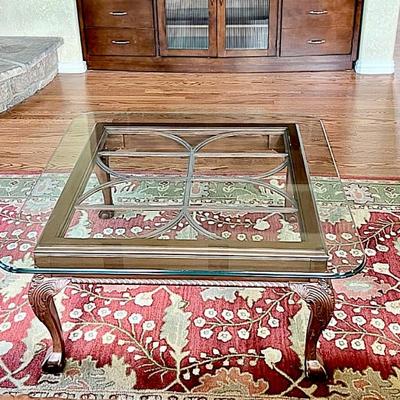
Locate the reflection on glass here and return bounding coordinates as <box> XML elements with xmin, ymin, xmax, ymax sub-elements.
<box><xmin>225</xmin><ymin>0</ymin><xmax>269</xmax><ymax>50</ymax></box>
<box><xmin>165</xmin><ymin>0</ymin><xmax>209</xmax><ymax>50</ymax></box>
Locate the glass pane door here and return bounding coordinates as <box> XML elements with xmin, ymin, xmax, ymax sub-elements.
<box><xmin>226</xmin><ymin>0</ymin><xmax>269</xmax><ymax>49</ymax></box>
<box><xmin>159</xmin><ymin>0</ymin><xmax>217</xmax><ymax>56</ymax></box>
<box><xmin>218</xmin><ymin>0</ymin><xmax>277</xmax><ymax>56</ymax></box>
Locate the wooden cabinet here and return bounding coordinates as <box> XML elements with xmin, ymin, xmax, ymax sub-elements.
<box><xmin>281</xmin><ymin>0</ymin><xmax>356</xmax><ymax>56</ymax></box>
<box><xmin>281</xmin><ymin>0</ymin><xmax>356</xmax><ymax>29</ymax></box>
<box><xmin>157</xmin><ymin>0</ymin><xmax>278</xmax><ymax>57</ymax></box>
<box><xmin>78</xmin><ymin>0</ymin><xmax>156</xmax><ymax>58</ymax></box>
<box><xmin>157</xmin><ymin>0</ymin><xmax>218</xmax><ymax>56</ymax></box>
<box><xmin>281</xmin><ymin>26</ymin><xmax>354</xmax><ymax>56</ymax></box>
<box><xmin>82</xmin><ymin>0</ymin><xmax>154</xmax><ymax>28</ymax></box>
<box><xmin>76</xmin><ymin>0</ymin><xmax>362</xmax><ymax>72</ymax></box>
<box><xmin>217</xmin><ymin>0</ymin><xmax>278</xmax><ymax>57</ymax></box>
<box><xmin>85</xmin><ymin>28</ymin><xmax>155</xmax><ymax>56</ymax></box>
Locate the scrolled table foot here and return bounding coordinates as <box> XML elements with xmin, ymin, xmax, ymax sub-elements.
<box><xmin>290</xmin><ymin>279</ymin><xmax>335</xmax><ymax>380</ymax></box>
<box><xmin>306</xmin><ymin>358</ymin><xmax>327</xmax><ymax>379</ymax></box>
<box><xmin>28</xmin><ymin>274</ymin><xmax>70</xmax><ymax>374</ymax></box>
<box><xmin>42</xmin><ymin>348</ymin><xmax>66</xmax><ymax>374</ymax></box>
<box><xmin>98</xmin><ymin>209</ymin><xmax>115</xmax><ymax>219</ymax></box>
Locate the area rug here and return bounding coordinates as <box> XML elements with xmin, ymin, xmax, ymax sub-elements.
<box><xmin>0</xmin><ymin>175</ymin><xmax>399</xmax><ymax>399</ymax></box>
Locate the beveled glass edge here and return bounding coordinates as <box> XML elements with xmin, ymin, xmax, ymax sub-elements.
<box><xmin>317</xmin><ymin>120</ymin><xmax>366</xmax><ymax>264</ymax></box>
<box><xmin>0</xmin><ymin>256</ymin><xmax>366</xmax><ymax>280</ymax></box>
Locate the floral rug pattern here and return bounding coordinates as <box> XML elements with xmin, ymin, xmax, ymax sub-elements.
<box><xmin>0</xmin><ymin>176</ymin><xmax>399</xmax><ymax>399</ymax></box>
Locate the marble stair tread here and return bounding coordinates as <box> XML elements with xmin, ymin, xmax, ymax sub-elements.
<box><xmin>0</xmin><ymin>60</ymin><xmax>24</xmax><ymax>82</ymax></box>
<box><xmin>0</xmin><ymin>36</ymin><xmax>63</xmax><ymax>67</ymax></box>
<box><xmin>0</xmin><ymin>36</ymin><xmax>63</xmax><ymax>113</ymax></box>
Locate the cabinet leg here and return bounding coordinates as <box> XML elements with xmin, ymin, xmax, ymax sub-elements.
<box><xmin>28</xmin><ymin>275</ymin><xmax>70</xmax><ymax>373</ymax></box>
<box><xmin>290</xmin><ymin>280</ymin><xmax>335</xmax><ymax>379</ymax></box>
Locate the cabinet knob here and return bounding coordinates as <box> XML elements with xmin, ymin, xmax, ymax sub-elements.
<box><xmin>112</xmin><ymin>40</ymin><xmax>131</xmax><ymax>45</ymax></box>
<box><xmin>307</xmin><ymin>39</ymin><xmax>326</xmax><ymax>45</ymax></box>
<box><xmin>308</xmin><ymin>10</ymin><xmax>328</xmax><ymax>15</ymax></box>
<box><xmin>109</xmin><ymin>11</ymin><xmax>128</xmax><ymax>16</ymax></box>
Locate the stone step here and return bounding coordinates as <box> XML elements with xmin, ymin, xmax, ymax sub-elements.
<box><xmin>0</xmin><ymin>36</ymin><xmax>63</xmax><ymax>113</ymax></box>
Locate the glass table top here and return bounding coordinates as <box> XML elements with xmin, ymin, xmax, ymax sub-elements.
<box><xmin>1</xmin><ymin>112</ymin><xmax>365</xmax><ymax>279</ymax></box>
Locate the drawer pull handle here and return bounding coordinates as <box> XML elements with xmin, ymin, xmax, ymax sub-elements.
<box><xmin>308</xmin><ymin>10</ymin><xmax>328</xmax><ymax>15</ymax></box>
<box><xmin>112</xmin><ymin>40</ymin><xmax>131</xmax><ymax>45</ymax></box>
<box><xmin>308</xmin><ymin>39</ymin><xmax>326</xmax><ymax>45</ymax></box>
<box><xmin>109</xmin><ymin>11</ymin><xmax>128</xmax><ymax>16</ymax></box>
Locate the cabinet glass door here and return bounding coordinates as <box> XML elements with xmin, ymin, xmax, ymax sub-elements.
<box><xmin>158</xmin><ymin>0</ymin><xmax>217</xmax><ymax>56</ymax></box>
<box><xmin>218</xmin><ymin>0</ymin><xmax>277</xmax><ymax>56</ymax></box>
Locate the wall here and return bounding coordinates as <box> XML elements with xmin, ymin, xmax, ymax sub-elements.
<box><xmin>355</xmin><ymin>0</ymin><xmax>400</xmax><ymax>74</ymax></box>
<box><xmin>0</xmin><ymin>0</ymin><xmax>86</xmax><ymax>73</ymax></box>
<box><xmin>0</xmin><ymin>0</ymin><xmax>399</xmax><ymax>74</ymax></box>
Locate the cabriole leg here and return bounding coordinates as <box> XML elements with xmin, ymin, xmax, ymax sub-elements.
<box><xmin>28</xmin><ymin>275</ymin><xmax>70</xmax><ymax>373</ymax></box>
<box><xmin>290</xmin><ymin>279</ymin><xmax>335</xmax><ymax>379</ymax></box>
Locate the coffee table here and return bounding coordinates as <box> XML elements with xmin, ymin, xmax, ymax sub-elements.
<box><xmin>0</xmin><ymin>112</ymin><xmax>365</xmax><ymax>380</ymax></box>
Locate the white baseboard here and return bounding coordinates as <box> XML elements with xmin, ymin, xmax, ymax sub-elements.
<box><xmin>355</xmin><ymin>59</ymin><xmax>395</xmax><ymax>75</ymax></box>
<box><xmin>58</xmin><ymin>61</ymin><xmax>87</xmax><ymax>74</ymax></box>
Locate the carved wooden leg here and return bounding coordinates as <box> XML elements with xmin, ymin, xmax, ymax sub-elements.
<box><xmin>290</xmin><ymin>280</ymin><xmax>335</xmax><ymax>379</ymax></box>
<box><xmin>94</xmin><ymin>157</ymin><xmax>114</xmax><ymax>219</ymax></box>
<box><xmin>28</xmin><ymin>275</ymin><xmax>70</xmax><ymax>373</ymax></box>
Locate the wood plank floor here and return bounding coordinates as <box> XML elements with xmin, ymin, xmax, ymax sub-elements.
<box><xmin>0</xmin><ymin>39</ymin><xmax>399</xmax><ymax>179</ymax></box>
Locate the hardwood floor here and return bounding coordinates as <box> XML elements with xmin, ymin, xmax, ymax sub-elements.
<box><xmin>0</xmin><ymin>40</ymin><xmax>399</xmax><ymax>178</ymax></box>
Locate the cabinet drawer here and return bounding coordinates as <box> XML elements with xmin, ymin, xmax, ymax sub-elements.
<box><xmin>281</xmin><ymin>26</ymin><xmax>354</xmax><ymax>56</ymax></box>
<box><xmin>282</xmin><ymin>0</ymin><xmax>356</xmax><ymax>29</ymax></box>
<box><xmin>86</xmin><ymin>28</ymin><xmax>155</xmax><ymax>56</ymax></box>
<box><xmin>82</xmin><ymin>0</ymin><xmax>154</xmax><ymax>29</ymax></box>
